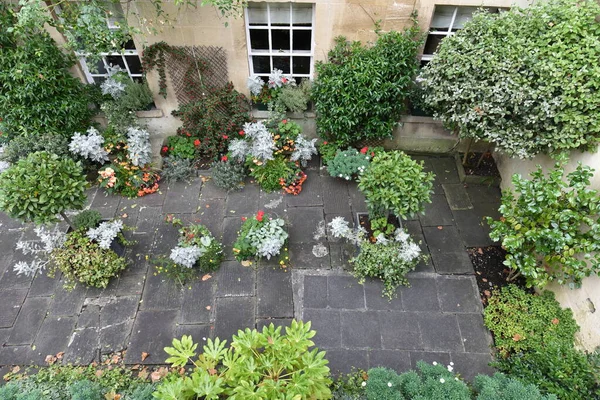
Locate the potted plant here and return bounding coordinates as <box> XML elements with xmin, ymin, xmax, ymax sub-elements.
<box><xmin>0</xmin><ymin>151</ymin><xmax>87</xmax><ymax>230</ymax></box>
<box><xmin>233</xmin><ymin>211</ymin><xmax>289</xmax><ymax>266</ymax></box>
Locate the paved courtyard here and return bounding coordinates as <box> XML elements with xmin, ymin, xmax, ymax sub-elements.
<box><xmin>0</xmin><ymin>155</ymin><xmax>501</xmax><ymax>380</ymax></box>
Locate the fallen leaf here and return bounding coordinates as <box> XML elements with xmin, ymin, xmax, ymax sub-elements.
<box><xmin>206</xmin><ymin>305</ymin><xmax>211</xmax><ymax>310</ymax></box>
<box><xmin>201</xmin><ymin>274</ymin><xmax>212</xmax><ymax>281</ymax></box>
<box><xmin>241</xmin><ymin>260</ymin><xmax>251</xmax><ymax>267</ymax></box>
<box><xmin>111</xmin><ymin>354</ymin><xmax>121</xmax><ymax>364</ymax></box>
<box><xmin>131</xmin><ymin>204</ymin><xmax>137</xmax><ymax>208</ymax></box>
<box><xmin>151</xmin><ymin>367</ymin><xmax>168</xmax><ymax>383</ymax></box>
<box><xmin>551</xmin><ymin>318</ymin><xmax>559</xmax><ymax>325</ymax></box>
<box><xmin>437</xmin><ymin>226</ymin><xmax>443</xmax><ymax>230</ymax></box>
<box><xmin>45</xmin><ymin>355</ymin><xmax>57</xmax><ymax>365</ymax></box>
<box><xmin>138</xmin><ymin>368</ymin><xmax>149</xmax><ymax>380</ymax></box>
<box><xmin>477</xmin><ymin>248</ymin><xmax>483</xmax><ymax>255</ymax></box>
<box><xmin>122</xmin><ymin>213</ymin><xmax>128</xmax><ymax>218</ymax></box>
<box><xmin>483</xmin><ymin>290</ymin><xmax>491</xmax><ymax>297</ymax></box>
<box><xmin>513</xmin><ymin>333</ymin><xmax>523</xmax><ymax>342</ymax></box>
<box><xmin>141</xmin><ymin>352</ymin><xmax>149</xmax><ymax>361</ymax></box>
<box><xmin>11</xmin><ymin>366</ymin><xmax>20</xmax><ymax>374</ymax></box>
<box><xmin>482</xmin><ymin>278</ymin><xmax>488</xmax><ymax>283</ymax></box>
<box><xmin>95</xmin><ymin>369</ymin><xmax>104</xmax><ymax>378</ymax></box>
<box><xmin>56</xmin><ymin>351</ymin><xmax>64</xmax><ymax>360</ymax></box>
<box><xmin>208</xmin><ymin>368</ymin><xmax>217</xmax><ymax>376</ymax></box>
<box><xmin>131</xmin><ymin>364</ymin><xmax>140</xmax><ymax>370</ymax></box>
<box><xmin>206</xmin><ymin>204</ymin><xmax>210</xmax><ymax>208</ymax></box>
<box><xmin>104</xmin><ymin>391</ymin><xmax>121</xmax><ymax>400</ymax></box>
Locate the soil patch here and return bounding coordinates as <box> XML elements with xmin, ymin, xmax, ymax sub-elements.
<box><xmin>460</xmin><ymin>152</ymin><xmax>500</xmax><ymax>177</ymax></box>
<box><xmin>467</xmin><ymin>246</ymin><xmax>530</xmax><ymax>305</ymax></box>
<box><xmin>357</xmin><ymin>213</ymin><xmax>400</xmax><ymax>242</ymax></box>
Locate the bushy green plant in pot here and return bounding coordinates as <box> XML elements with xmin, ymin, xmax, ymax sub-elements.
<box><xmin>233</xmin><ymin>211</ymin><xmax>289</xmax><ymax>266</ymax></box>
<box><xmin>153</xmin><ymin>320</ymin><xmax>332</xmax><ymax>399</ymax></box>
<box><xmin>0</xmin><ymin>151</ymin><xmax>87</xmax><ymax>230</ymax></box>
<box><xmin>487</xmin><ymin>154</ymin><xmax>600</xmax><ymax>288</ymax></box>
<box><xmin>358</xmin><ymin>151</ymin><xmax>434</xmax><ymax>219</ymax></box>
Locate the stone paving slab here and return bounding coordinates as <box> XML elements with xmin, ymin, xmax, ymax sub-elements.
<box><xmin>0</xmin><ymin>156</ymin><xmax>499</xmax><ymax>383</ymax></box>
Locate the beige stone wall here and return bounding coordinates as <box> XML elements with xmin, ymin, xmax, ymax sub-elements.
<box><xmin>494</xmin><ymin>150</ymin><xmax>600</xmax><ymax>351</ymax></box>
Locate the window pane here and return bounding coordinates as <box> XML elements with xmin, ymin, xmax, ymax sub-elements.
<box><xmin>273</xmin><ymin>56</ymin><xmax>290</xmax><ymax>73</ymax></box>
<box><xmin>292</xmin><ymin>56</ymin><xmax>310</xmax><ymax>74</ymax></box>
<box><xmin>271</xmin><ymin>29</ymin><xmax>290</xmax><ymax>51</ymax></box>
<box><xmin>248</xmin><ymin>3</ymin><xmax>268</xmax><ymax>25</ymax></box>
<box><xmin>123</xmin><ymin>39</ymin><xmax>136</xmax><ymax>50</ymax></box>
<box><xmin>453</xmin><ymin>7</ymin><xmax>477</xmax><ymax>29</ymax></box>
<box><xmin>292</xmin><ymin>30</ymin><xmax>311</xmax><ymax>51</ymax></box>
<box><xmin>126</xmin><ymin>55</ymin><xmax>142</xmax><ymax>74</ymax></box>
<box><xmin>252</xmin><ymin>56</ymin><xmax>271</xmax><ymax>73</ymax></box>
<box><xmin>270</xmin><ymin>4</ymin><xmax>290</xmax><ymax>26</ymax></box>
<box><xmin>91</xmin><ymin>59</ymin><xmax>107</xmax><ymax>74</ymax></box>
<box><xmin>106</xmin><ymin>55</ymin><xmax>126</xmax><ymax>70</ymax></box>
<box><xmin>430</xmin><ymin>5</ymin><xmax>454</xmax><ymax>31</ymax></box>
<box><xmin>292</xmin><ymin>3</ymin><xmax>312</xmax><ymax>26</ymax></box>
<box><xmin>250</xmin><ymin>29</ymin><xmax>269</xmax><ymax>50</ymax></box>
<box><xmin>423</xmin><ymin>34</ymin><xmax>445</xmax><ymax>55</ymax></box>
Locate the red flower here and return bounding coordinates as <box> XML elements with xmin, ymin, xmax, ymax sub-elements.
<box><xmin>222</xmin><ymin>135</ymin><xmax>229</xmax><ymax>140</ymax></box>
<box><xmin>282</xmin><ymin>119</ymin><xmax>288</xmax><ymax>124</ymax></box>
<box><xmin>221</xmin><ymin>155</ymin><xmax>228</xmax><ymax>162</ymax></box>
<box><xmin>241</xmin><ymin>217</ymin><xmax>247</xmax><ymax>221</ymax></box>
<box><xmin>371</xmin><ymin>152</ymin><xmax>375</xmax><ymax>157</ymax></box>
<box><xmin>194</xmin><ymin>139</ymin><xmax>201</xmax><ymax>146</ymax></box>
<box><xmin>161</xmin><ymin>146</ymin><xmax>168</xmax><ymax>153</ymax></box>
<box><xmin>323</xmin><ymin>141</ymin><xmax>328</xmax><ymax>145</ymax></box>
<box><xmin>281</xmin><ymin>77</ymin><xmax>287</xmax><ymax>84</ymax></box>
<box><xmin>239</xmin><ymin>130</ymin><xmax>245</xmax><ymax>136</ymax></box>
<box><xmin>185</xmin><ymin>132</ymin><xmax>191</xmax><ymax>137</ymax></box>
<box><xmin>360</xmin><ymin>147</ymin><xmax>368</xmax><ymax>154</ymax></box>
<box><xmin>256</xmin><ymin>210</ymin><xmax>265</xmax><ymax>222</ymax></box>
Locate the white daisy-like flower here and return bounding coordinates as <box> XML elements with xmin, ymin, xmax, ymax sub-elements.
<box><xmin>450</xmin><ymin>362</ymin><xmax>454</xmax><ymax>366</ymax></box>
<box><xmin>440</xmin><ymin>378</ymin><xmax>445</xmax><ymax>383</ymax></box>
<box><xmin>387</xmin><ymin>382</ymin><xmax>392</xmax><ymax>387</ymax></box>
<box><xmin>455</xmin><ymin>377</ymin><xmax>459</xmax><ymax>381</ymax></box>
<box><xmin>361</xmin><ymin>381</ymin><xmax>367</xmax><ymax>387</ymax></box>
<box><xmin>447</xmin><ymin>365</ymin><xmax>454</xmax><ymax>372</ymax></box>
<box><xmin>432</xmin><ymin>361</ymin><xmax>437</xmax><ymax>366</ymax></box>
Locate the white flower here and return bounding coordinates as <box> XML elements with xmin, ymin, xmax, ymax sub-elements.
<box><xmin>440</xmin><ymin>378</ymin><xmax>445</xmax><ymax>383</ymax></box>
<box><xmin>387</xmin><ymin>382</ymin><xmax>392</xmax><ymax>387</ymax></box>
<box><xmin>432</xmin><ymin>361</ymin><xmax>438</xmax><ymax>366</ymax></box>
<box><xmin>361</xmin><ymin>382</ymin><xmax>366</xmax><ymax>387</ymax></box>
<box><xmin>450</xmin><ymin>362</ymin><xmax>454</xmax><ymax>366</ymax></box>
<box><xmin>455</xmin><ymin>377</ymin><xmax>459</xmax><ymax>381</ymax></box>
<box><xmin>447</xmin><ymin>365</ymin><xmax>454</xmax><ymax>372</ymax></box>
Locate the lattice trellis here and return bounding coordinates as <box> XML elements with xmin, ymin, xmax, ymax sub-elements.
<box><xmin>164</xmin><ymin>46</ymin><xmax>228</xmax><ymax>106</ymax></box>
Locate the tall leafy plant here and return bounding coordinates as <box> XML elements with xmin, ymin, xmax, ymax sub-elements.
<box><xmin>421</xmin><ymin>0</ymin><xmax>600</xmax><ymax>158</ymax></box>
<box><xmin>0</xmin><ymin>5</ymin><xmax>94</xmax><ymax>140</ymax></box>
<box><xmin>487</xmin><ymin>154</ymin><xmax>600</xmax><ymax>288</ymax></box>
<box><xmin>313</xmin><ymin>19</ymin><xmax>422</xmax><ymax>146</ymax></box>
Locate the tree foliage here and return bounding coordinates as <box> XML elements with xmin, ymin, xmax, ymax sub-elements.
<box><xmin>421</xmin><ymin>0</ymin><xmax>600</xmax><ymax>158</ymax></box>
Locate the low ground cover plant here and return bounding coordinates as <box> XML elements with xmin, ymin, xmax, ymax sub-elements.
<box><xmin>358</xmin><ymin>150</ymin><xmax>434</xmax><ymax>219</ymax></box>
<box><xmin>153</xmin><ymin>320</ymin><xmax>332</xmax><ymax>399</ymax></box>
<box><xmin>328</xmin><ymin>216</ymin><xmax>425</xmax><ymax>298</ymax></box>
<box><xmin>233</xmin><ymin>211</ymin><xmax>289</xmax><ymax>265</ymax></box>
<box><xmin>247</xmin><ymin>70</ymin><xmax>312</xmax><ymax>113</ymax></box>
<box><xmin>487</xmin><ymin>154</ymin><xmax>600</xmax><ymax>288</ymax></box>
<box><xmin>153</xmin><ymin>215</ymin><xmax>223</xmax><ymax>284</ymax></box>
<box><xmin>327</xmin><ymin>147</ymin><xmax>372</xmax><ymax>182</ymax></box>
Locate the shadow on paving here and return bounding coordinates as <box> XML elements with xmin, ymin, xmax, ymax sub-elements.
<box><xmin>0</xmin><ymin>157</ymin><xmax>500</xmax><ymax>381</ymax></box>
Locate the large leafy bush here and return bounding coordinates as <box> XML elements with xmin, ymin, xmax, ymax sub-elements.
<box><xmin>421</xmin><ymin>0</ymin><xmax>600</xmax><ymax>158</ymax></box>
<box><xmin>0</xmin><ymin>5</ymin><xmax>94</xmax><ymax>140</ymax></box>
<box><xmin>0</xmin><ymin>151</ymin><xmax>87</xmax><ymax>227</ymax></box>
<box><xmin>483</xmin><ymin>285</ymin><xmax>578</xmax><ymax>358</ymax></box>
<box><xmin>358</xmin><ymin>151</ymin><xmax>434</xmax><ymax>219</ymax></box>
<box><xmin>313</xmin><ymin>21</ymin><xmax>422</xmax><ymax>146</ymax></box>
<box><xmin>487</xmin><ymin>155</ymin><xmax>600</xmax><ymax>288</ymax></box>
<box><xmin>153</xmin><ymin>320</ymin><xmax>332</xmax><ymax>399</ymax></box>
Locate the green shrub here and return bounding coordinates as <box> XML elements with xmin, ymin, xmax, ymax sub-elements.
<box><xmin>327</xmin><ymin>148</ymin><xmax>371</xmax><ymax>181</ymax></box>
<box><xmin>172</xmin><ymin>83</ymin><xmax>251</xmax><ymax>160</ymax></box>
<box><xmin>365</xmin><ymin>368</ymin><xmax>403</xmax><ymax>400</ymax></box>
<box><xmin>421</xmin><ymin>0</ymin><xmax>600</xmax><ymax>158</ymax></box>
<box><xmin>69</xmin><ymin>379</ymin><xmax>103</xmax><ymax>400</ymax></box>
<box><xmin>313</xmin><ymin>22</ymin><xmax>422</xmax><ymax>146</ymax></box>
<box><xmin>495</xmin><ymin>342</ymin><xmax>600</xmax><ymax>400</ymax></box>
<box><xmin>101</xmin><ymin>101</ymin><xmax>137</xmax><ymax>137</ymax></box>
<box><xmin>160</xmin><ymin>156</ymin><xmax>196</xmax><ymax>183</ymax></box>
<box><xmin>118</xmin><ymin>80</ymin><xmax>154</xmax><ymax>111</ymax></box>
<box><xmin>49</xmin><ymin>230</ymin><xmax>127</xmax><ymax>290</ymax></box>
<box><xmin>210</xmin><ymin>159</ymin><xmax>246</xmax><ymax>192</ymax></box>
<box><xmin>331</xmin><ymin>369</ymin><xmax>368</xmax><ymax>400</ymax></box>
<box><xmin>73</xmin><ymin>210</ymin><xmax>103</xmax><ymax>231</ymax></box>
<box><xmin>153</xmin><ymin>320</ymin><xmax>332</xmax><ymax>399</ymax></box>
<box><xmin>358</xmin><ymin>151</ymin><xmax>434</xmax><ymax>219</ymax></box>
<box><xmin>0</xmin><ymin>10</ymin><xmax>95</xmax><ymax>140</ymax></box>
<box><xmin>274</xmin><ymin>80</ymin><xmax>312</xmax><ymax>113</ymax></box>
<box><xmin>487</xmin><ymin>154</ymin><xmax>600</xmax><ymax>288</ymax></box>
<box><xmin>0</xmin><ymin>151</ymin><xmax>87</xmax><ymax>228</ymax></box>
<box><xmin>483</xmin><ymin>285</ymin><xmax>578</xmax><ymax>358</ymax></box>
<box><xmin>319</xmin><ymin>141</ymin><xmax>340</xmax><ymax>165</ymax></box>
<box><xmin>473</xmin><ymin>373</ymin><xmax>558</xmax><ymax>400</ymax></box>
<box><xmin>0</xmin><ymin>133</ymin><xmax>70</xmax><ymax>163</ymax></box>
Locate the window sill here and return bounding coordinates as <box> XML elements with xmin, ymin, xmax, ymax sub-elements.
<box><xmin>251</xmin><ymin>109</ymin><xmax>316</xmax><ymax>119</ymax></box>
<box><xmin>136</xmin><ymin>109</ymin><xmax>163</xmax><ymax>118</ymax></box>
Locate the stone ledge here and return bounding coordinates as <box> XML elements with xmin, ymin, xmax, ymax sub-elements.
<box><xmin>136</xmin><ymin>109</ymin><xmax>163</xmax><ymax>118</ymax></box>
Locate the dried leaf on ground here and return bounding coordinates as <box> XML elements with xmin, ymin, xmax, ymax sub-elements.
<box><xmin>201</xmin><ymin>274</ymin><xmax>212</xmax><ymax>281</ymax></box>
<box><xmin>141</xmin><ymin>352</ymin><xmax>149</xmax><ymax>361</ymax></box>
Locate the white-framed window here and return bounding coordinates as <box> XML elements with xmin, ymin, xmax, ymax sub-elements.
<box><xmin>77</xmin><ymin>41</ymin><xmax>143</xmax><ymax>84</ymax></box>
<box><xmin>422</xmin><ymin>5</ymin><xmax>505</xmax><ymax>63</ymax></box>
<box><xmin>245</xmin><ymin>2</ymin><xmax>315</xmax><ymax>82</ymax></box>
